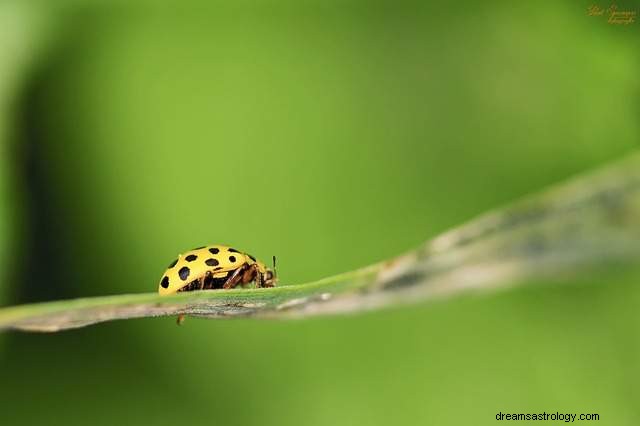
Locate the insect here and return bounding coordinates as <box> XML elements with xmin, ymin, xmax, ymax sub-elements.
<box><xmin>158</xmin><ymin>244</ymin><xmax>277</xmax><ymax>296</ymax></box>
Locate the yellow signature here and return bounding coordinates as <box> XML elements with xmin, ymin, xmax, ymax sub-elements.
<box><xmin>588</xmin><ymin>4</ymin><xmax>636</xmax><ymax>24</ymax></box>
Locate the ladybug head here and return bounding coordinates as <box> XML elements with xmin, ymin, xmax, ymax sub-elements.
<box><xmin>263</xmin><ymin>255</ymin><xmax>277</xmax><ymax>286</ymax></box>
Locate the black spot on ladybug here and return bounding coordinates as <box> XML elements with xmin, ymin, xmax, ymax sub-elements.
<box><xmin>161</xmin><ymin>276</ymin><xmax>169</xmax><ymax>288</ymax></box>
<box><xmin>205</xmin><ymin>258</ymin><xmax>219</xmax><ymax>267</ymax></box>
<box><xmin>228</xmin><ymin>248</ymin><xmax>239</xmax><ymax>253</ymax></box>
<box><xmin>185</xmin><ymin>254</ymin><xmax>198</xmax><ymax>262</ymax></box>
<box><xmin>214</xmin><ymin>266</ymin><xmax>223</xmax><ymax>271</ymax></box>
<box><xmin>179</xmin><ymin>267</ymin><xmax>190</xmax><ymax>281</ymax></box>
<box><xmin>229</xmin><ymin>255</ymin><xmax>236</xmax><ymax>262</ymax></box>
<box><xmin>209</xmin><ymin>247</ymin><xmax>219</xmax><ymax>255</ymax></box>
<box><xmin>192</xmin><ymin>246</ymin><xmax>205</xmax><ymax>250</ymax></box>
<box><xmin>248</xmin><ymin>254</ymin><xmax>256</xmax><ymax>261</ymax></box>
<box><xmin>168</xmin><ymin>258</ymin><xmax>178</xmax><ymax>268</ymax></box>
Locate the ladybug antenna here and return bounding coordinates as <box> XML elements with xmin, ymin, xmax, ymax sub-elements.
<box><xmin>272</xmin><ymin>255</ymin><xmax>277</xmax><ymax>278</ymax></box>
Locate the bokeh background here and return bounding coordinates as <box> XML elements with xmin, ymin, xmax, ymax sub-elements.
<box><xmin>1</xmin><ymin>1</ymin><xmax>639</xmax><ymax>425</ymax></box>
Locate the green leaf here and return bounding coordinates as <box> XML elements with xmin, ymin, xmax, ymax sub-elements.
<box><xmin>2</xmin><ymin>151</ymin><xmax>640</xmax><ymax>332</ymax></box>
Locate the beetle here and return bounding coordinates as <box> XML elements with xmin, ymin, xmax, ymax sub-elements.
<box><xmin>158</xmin><ymin>244</ymin><xmax>276</xmax><ymax>296</ymax></box>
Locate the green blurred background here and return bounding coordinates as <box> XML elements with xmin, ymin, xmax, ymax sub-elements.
<box><xmin>1</xmin><ymin>1</ymin><xmax>639</xmax><ymax>424</ymax></box>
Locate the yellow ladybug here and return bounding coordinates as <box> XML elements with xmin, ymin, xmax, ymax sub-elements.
<box><xmin>158</xmin><ymin>245</ymin><xmax>276</xmax><ymax>296</ymax></box>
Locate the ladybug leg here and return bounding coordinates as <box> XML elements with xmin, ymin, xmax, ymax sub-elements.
<box><xmin>202</xmin><ymin>271</ymin><xmax>214</xmax><ymax>289</ymax></box>
<box><xmin>222</xmin><ymin>265</ymin><xmax>248</xmax><ymax>289</ymax></box>
<box><xmin>239</xmin><ymin>263</ymin><xmax>259</xmax><ymax>288</ymax></box>
<box><xmin>245</xmin><ymin>264</ymin><xmax>274</xmax><ymax>288</ymax></box>
<box><xmin>253</xmin><ymin>265</ymin><xmax>264</xmax><ymax>288</ymax></box>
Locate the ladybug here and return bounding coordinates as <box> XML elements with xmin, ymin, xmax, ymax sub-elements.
<box><xmin>158</xmin><ymin>244</ymin><xmax>277</xmax><ymax>296</ymax></box>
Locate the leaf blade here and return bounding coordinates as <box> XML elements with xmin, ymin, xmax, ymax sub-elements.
<box><xmin>2</xmin><ymin>152</ymin><xmax>640</xmax><ymax>332</ymax></box>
